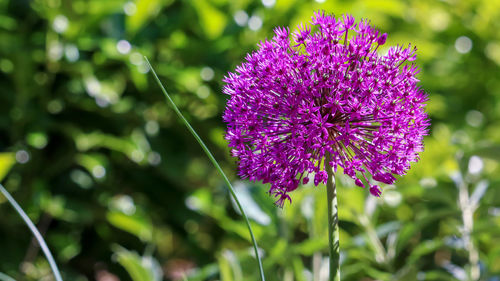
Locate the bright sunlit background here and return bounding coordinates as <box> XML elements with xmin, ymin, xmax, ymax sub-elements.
<box><xmin>0</xmin><ymin>0</ymin><xmax>499</xmax><ymax>280</ymax></box>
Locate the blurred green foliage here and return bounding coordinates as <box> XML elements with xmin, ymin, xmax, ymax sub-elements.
<box><xmin>0</xmin><ymin>0</ymin><xmax>499</xmax><ymax>280</ymax></box>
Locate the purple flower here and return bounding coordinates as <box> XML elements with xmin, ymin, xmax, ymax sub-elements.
<box><xmin>223</xmin><ymin>11</ymin><xmax>429</xmax><ymax>207</ymax></box>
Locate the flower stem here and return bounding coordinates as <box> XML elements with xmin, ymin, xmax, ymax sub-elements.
<box><xmin>325</xmin><ymin>153</ymin><xmax>340</xmax><ymax>281</ymax></box>
<box><xmin>144</xmin><ymin>57</ymin><xmax>265</xmax><ymax>281</ymax></box>
<box><xmin>457</xmin><ymin>177</ymin><xmax>480</xmax><ymax>280</ymax></box>
<box><xmin>0</xmin><ymin>184</ymin><xmax>63</xmax><ymax>281</ymax></box>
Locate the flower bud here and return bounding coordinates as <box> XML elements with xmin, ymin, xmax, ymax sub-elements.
<box><xmin>377</xmin><ymin>33</ymin><xmax>387</xmax><ymax>45</ymax></box>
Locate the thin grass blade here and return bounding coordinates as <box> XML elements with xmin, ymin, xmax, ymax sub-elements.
<box><xmin>144</xmin><ymin>57</ymin><xmax>265</xmax><ymax>281</ymax></box>
<box><xmin>0</xmin><ymin>184</ymin><xmax>63</xmax><ymax>281</ymax></box>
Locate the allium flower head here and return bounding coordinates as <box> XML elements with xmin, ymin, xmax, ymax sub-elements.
<box><xmin>223</xmin><ymin>11</ymin><xmax>430</xmax><ymax>207</ymax></box>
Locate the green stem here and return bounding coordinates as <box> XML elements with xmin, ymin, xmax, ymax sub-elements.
<box><xmin>144</xmin><ymin>57</ymin><xmax>265</xmax><ymax>281</ymax></box>
<box><xmin>457</xmin><ymin>178</ymin><xmax>480</xmax><ymax>280</ymax></box>
<box><xmin>325</xmin><ymin>154</ymin><xmax>340</xmax><ymax>281</ymax></box>
<box><xmin>0</xmin><ymin>184</ymin><xmax>63</xmax><ymax>281</ymax></box>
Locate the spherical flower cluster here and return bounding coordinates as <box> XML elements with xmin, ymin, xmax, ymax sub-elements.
<box><xmin>223</xmin><ymin>12</ymin><xmax>429</xmax><ymax>207</ymax></box>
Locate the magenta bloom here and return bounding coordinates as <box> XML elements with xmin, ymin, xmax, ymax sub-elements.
<box><xmin>223</xmin><ymin>12</ymin><xmax>429</xmax><ymax>207</ymax></box>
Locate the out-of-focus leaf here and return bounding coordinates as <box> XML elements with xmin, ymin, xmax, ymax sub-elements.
<box><xmin>26</xmin><ymin>132</ymin><xmax>48</xmax><ymax>149</ymax></box>
<box><xmin>376</xmin><ymin>221</ymin><xmax>402</xmax><ymax>237</ymax></box>
<box><xmin>192</xmin><ymin>0</ymin><xmax>227</xmax><ymax>39</ymax></box>
<box><xmin>185</xmin><ymin>263</ymin><xmax>218</xmax><ymax>281</ymax></box>
<box><xmin>396</xmin><ymin>209</ymin><xmax>457</xmax><ymax>255</ymax></box>
<box><xmin>0</xmin><ymin>15</ymin><xmax>16</xmax><ymax>30</ymax></box>
<box><xmin>75</xmin><ymin>153</ymin><xmax>108</xmax><ymax>180</ymax></box>
<box><xmin>342</xmin><ymin>263</ymin><xmax>366</xmax><ymax>279</ymax></box>
<box><xmin>390</xmin><ymin>265</ymin><xmax>418</xmax><ymax>281</ymax></box>
<box><xmin>130</xmin><ymin>63</ymin><xmax>148</xmax><ymax>90</ymax></box>
<box><xmin>107</xmin><ymin>210</ymin><xmax>153</xmax><ymax>242</ymax></box>
<box><xmin>126</xmin><ymin>0</ymin><xmax>174</xmax><ymax>35</ymax></box>
<box><xmin>39</xmin><ymin>193</ymin><xmax>79</xmax><ymax>221</ymax></box>
<box><xmin>232</xmin><ymin>182</ymin><xmax>271</xmax><ymax>226</ymax></box>
<box><xmin>217</xmin><ymin>249</ymin><xmax>242</xmax><ymax>281</ymax></box>
<box><xmin>467</xmin><ymin>144</ymin><xmax>500</xmax><ymax>160</ymax></box>
<box><xmin>0</xmin><ymin>153</ymin><xmax>15</xmax><ymax>182</ymax></box>
<box><xmin>218</xmin><ymin>254</ymin><xmax>233</xmax><ymax>281</ymax></box>
<box><xmin>407</xmin><ymin>239</ymin><xmax>444</xmax><ymax>265</ymax></box>
<box><xmin>86</xmin><ymin>0</ymin><xmax>126</xmax><ymax>14</ymax></box>
<box><xmin>187</xmin><ymin>188</ymin><xmax>265</xmax><ymax>241</ymax></box>
<box><xmin>353</xmin><ymin>220</ymin><xmax>401</xmax><ymax>246</ymax></box>
<box><xmin>73</xmin><ymin>131</ymin><xmax>150</xmax><ymax>164</ymax></box>
<box><xmin>292</xmin><ymin>257</ymin><xmax>306</xmax><ymax>281</ymax></box>
<box><xmin>113</xmin><ymin>245</ymin><xmax>163</xmax><ymax>281</ymax></box>
<box><xmin>365</xmin><ymin>266</ymin><xmax>392</xmax><ymax>281</ymax></box>
<box><xmin>266</xmin><ymin>238</ymin><xmax>287</xmax><ymax>264</ymax></box>
<box><xmin>312</xmin><ymin>186</ymin><xmax>328</xmax><ymax>237</ymax></box>
<box><xmin>420</xmin><ymin>270</ymin><xmax>457</xmax><ymax>281</ymax></box>
<box><xmin>292</xmin><ymin>237</ymin><xmax>328</xmax><ymax>256</ymax></box>
<box><xmin>50</xmin><ymin>232</ymin><xmax>82</xmax><ymax>261</ymax></box>
<box><xmin>74</xmin><ymin>131</ymin><xmax>138</xmax><ymax>154</ymax></box>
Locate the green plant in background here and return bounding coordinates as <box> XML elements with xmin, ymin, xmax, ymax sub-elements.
<box><xmin>0</xmin><ymin>0</ymin><xmax>499</xmax><ymax>280</ymax></box>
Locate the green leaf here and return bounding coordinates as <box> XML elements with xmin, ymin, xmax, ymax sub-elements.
<box><xmin>267</xmin><ymin>238</ymin><xmax>287</xmax><ymax>264</ymax></box>
<box><xmin>218</xmin><ymin>254</ymin><xmax>233</xmax><ymax>281</ymax></box>
<box><xmin>192</xmin><ymin>0</ymin><xmax>227</xmax><ymax>39</ymax></box>
<box><xmin>183</xmin><ymin>263</ymin><xmax>218</xmax><ymax>281</ymax></box>
<box><xmin>0</xmin><ymin>153</ymin><xmax>15</xmax><ymax>182</ymax></box>
<box><xmin>396</xmin><ymin>209</ymin><xmax>457</xmax><ymax>255</ymax></box>
<box><xmin>75</xmin><ymin>153</ymin><xmax>108</xmax><ymax>180</ymax></box>
<box><xmin>365</xmin><ymin>266</ymin><xmax>393</xmax><ymax>281</ymax></box>
<box><xmin>292</xmin><ymin>257</ymin><xmax>307</xmax><ymax>281</ymax></box>
<box><xmin>420</xmin><ymin>270</ymin><xmax>456</xmax><ymax>281</ymax></box>
<box><xmin>113</xmin><ymin>245</ymin><xmax>162</xmax><ymax>281</ymax></box>
<box><xmin>292</xmin><ymin>237</ymin><xmax>328</xmax><ymax>256</ymax></box>
<box><xmin>407</xmin><ymin>239</ymin><xmax>444</xmax><ymax>265</ymax></box>
<box><xmin>218</xmin><ymin>250</ymin><xmax>242</xmax><ymax>281</ymax></box>
<box><xmin>107</xmin><ymin>211</ymin><xmax>153</xmax><ymax>242</ymax></box>
<box><xmin>126</xmin><ymin>0</ymin><xmax>174</xmax><ymax>35</ymax></box>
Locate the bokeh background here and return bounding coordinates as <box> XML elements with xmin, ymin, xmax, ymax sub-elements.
<box><xmin>0</xmin><ymin>0</ymin><xmax>499</xmax><ymax>280</ymax></box>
